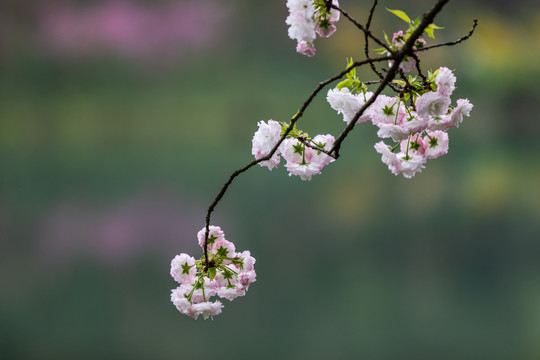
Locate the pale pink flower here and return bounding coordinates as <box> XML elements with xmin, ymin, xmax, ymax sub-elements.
<box><xmin>367</xmin><ymin>95</ymin><xmax>406</xmax><ymax>125</ymax></box>
<box><xmin>189</xmin><ymin>278</ymin><xmax>217</xmax><ymax>303</ymax></box>
<box><xmin>423</xmin><ymin>131</ymin><xmax>449</xmax><ymax>159</ymax></box>
<box><xmin>374</xmin><ymin>141</ymin><xmax>402</xmax><ymax>176</ymax></box>
<box><xmin>316</xmin><ymin>21</ymin><xmax>336</xmax><ymax>37</ymax></box>
<box><xmin>171</xmin><ymin>287</ymin><xmax>197</xmax><ymax>318</ymax></box>
<box><xmin>376</xmin><ymin>123</ymin><xmax>409</xmax><ymax>142</ymax></box>
<box><xmin>170</xmin><ymin>253</ymin><xmax>196</xmax><ymax>284</ymax></box>
<box><xmin>281</xmin><ymin>136</ymin><xmax>334</xmax><ymax>181</ymax></box>
<box><xmin>443</xmin><ymin>98</ymin><xmax>473</xmax><ymax>129</ymax></box>
<box><xmin>397</xmin><ymin>153</ymin><xmax>426</xmax><ymax>179</ymax></box>
<box><xmin>212</xmin><ymin>239</ymin><xmax>236</xmax><ymax>259</ymax></box>
<box><xmin>402</xmin><ymin>112</ymin><xmax>428</xmax><ymax>134</ymax></box>
<box><xmin>416</xmin><ymin>91</ymin><xmax>451</xmax><ymax>120</ymax></box>
<box><xmin>284</xmin><ymin>161</ymin><xmax>321</xmax><ymax>181</ymax></box>
<box><xmin>436</xmin><ymin>67</ymin><xmax>456</xmax><ymax>96</ymax></box>
<box><xmin>328</xmin><ymin>0</ymin><xmax>341</xmax><ymax>22</ymax></box>
<box><xmin>311</xmin><ymin>134</ymin><xmax>335</xmax><ymax>168</ymax></box>
<box><xmin>326</xmin><ymin>88</ymin><xmax>372</xmax><ymax>124</ymax></box>
<box><xmin>296</xmin><ymin>40</ymin><xmax>316</xmax><ymax>57</ymax></box>
<box><xmin>400</xmin><ymin>134</ymin><xmax>426</xmax><ymax>156</ymax></box>
<box><xmin>217</xmin><ymin>286</ymin><xmax>243</xmax><ymax>301</ymax></box>
<box><xmin>368</xmin><ymin>95</ymin><xmax>408</xmax><ymax>141</ymax></box>
<box><xmin>286</xmin><ymin>0</ymin><xmax>340</xmax><ymax>56</ymax></box>
<box><xmin>192</xmin><ymin>301</ymin><xmax>223</xmax><ymax>320</ymax></box>
<box><xmin>286</xmin><ymin>0</ymin><xmax>316</xmax><ymax>43</ymax></box>
<box><xmin>238</xmin><ymin>250</ymin><xmax>256</xmax><ymax>272</ymax></box>
<box><xmin>252</xmin><ymin>120</ymin><xmax>282</xmax><ymax>170</ymax></box>
<box><xmin>197</xmin><ymin>225</ymin><xmax>225</xmax><ymax>249</ymax></box>
<box><xmin>237</xmin><ymin>270</ymin><xmax>257</xmax><ymax>292</ymax></box>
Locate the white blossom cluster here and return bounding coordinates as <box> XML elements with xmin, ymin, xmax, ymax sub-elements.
<box><xmin>252</xmin><ymin>120</ymin><xmax>335</xmax><ymax>181</ymax></box>
<box><xmin>327</xmin><ymin>67</ymin><xmax>472</xmax><ymax>178</ymax></box>
<box><xmin>170</xmin><ymin>226</ymin><xmax>256</xmax><ymax>319</ymax></box>
<box><xmin>286</xmin><ymin>0</ymin><xmax>340</xmax><ymax>56</ymax></box>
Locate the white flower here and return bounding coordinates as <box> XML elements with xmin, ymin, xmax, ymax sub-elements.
<box><xmin>197</xmin><ymin>225</ymin><xmax>225</xmax><ymax>249</ymax></box>
<box><xmin>402</xmin><ymin>112</ymin><xmax>428</xmax><ymax>134</ymax></box>
<box><xmin>170</xmin><ymin>253</ymin><xmax>196</xmax><ymax>284</ymax></box>
<box><xmin>281</xmin><ymin>136</ymin><xmax>335</xmax><ymax>181</ymax></box>
<box><xmin>416</xmin><ymin>91</ymin><xmax>451</xmax><ymax>119</ymax></box>
<box><xmin>286</xmin><ymin>0</ymin><xmax>316</xmax><ymax>43</ymax></box>
<box><xmin>192</xmin><ymin>301</ymin><xmax>223</xmax><ymax>320</ymax></box>
<box><xmin>436</xmin><ymin>67</ymin><xmax>456</xmax><ymax>96</ymax></box>
<box><xmin>252</xmin><ymin>120</ymin><xmax>282</xmax><ymax>170</ymax></box>
<box><xmin>423</xmin><ymin>130</ymin><xmax>449</xmax><ymax>159</ymax></box>
<box><xmin>444</xmin><ymin>98</ymin><xmax>473</xmax><ymax>129</ymax></box>
<box><xmin>374</xmin><ymin>141</ymin><xmax>402</xmax><ymax>175</ymax></box>
<box><xmin>326</xmin><ymin>88</ymin><xmax>372</xmax><ymax>124</ymax></box>
<box><xmin>397</xmin><ymin>153</ymin><xmax>426</xmax><ymax>179</ymax></box>
<box><xmin>367</xmin><ymin>95</ymin><xmax>405</xmax><ymax>125</ymax></box>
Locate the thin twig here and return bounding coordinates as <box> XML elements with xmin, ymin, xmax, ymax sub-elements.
<box><xmin>422</xmin><ymin>19</ymin><xmax>478</xmax><ymax>51</ymax></box>
<box><xmin>329</xmin><ymin>3</ymin><xmax>391</xmax><ymax>51</ymax></box>
<box><xmin>202</xmin><ymin>0</ymin><xmax>474</xmax><ymax>258</ymax></box>
<box><xmin>298</xmin><ymin>137</ymin><xmax>336</xmax><ymax>159</ymax></box>
<box><xmin>203</xmin><ymin>55</ymin><xmax>392</xmax><ymax>258</ymax></box>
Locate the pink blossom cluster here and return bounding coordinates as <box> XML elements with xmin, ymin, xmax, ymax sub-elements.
<box><xmin>327</xmin><ymin>67</ymin><xmax>473</xmax><ymax>178</ymax></box>
<box><xmin>252</xmin><ymin>120</ymin><xmax>335</xmax><ymax>181</ymax></box>
<box><xmin>170</xmin><ymin>225</ymin><xmax>256</xmax><ymax>319</ymax></box>
<box><xmin>286</xmin><ymin>0</ymin><xmax>340</xmax><ymax>57</ymax></box>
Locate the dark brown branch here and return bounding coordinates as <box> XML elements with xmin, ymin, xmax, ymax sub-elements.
<box><xmin>203</xmin><ymin>55</ymin><xmax>392</xmax><ymax>261</ymax></box>
<box><xmin>363</xmin><ymin>0</ymin><xmax>391</xmax><ymax>89</ymax></box>
<box><xmin>422</xmin><ymin>19</ymin><xmax>478</xmax><ymax>51</ymax></box>
<box><xmin>329</xmin><ymin>3</ymin><xmax>391</xmax><ymax>51</ymax></box>
<box><xmin>298</xmin><ymin>137</ymin><xmax>336</xmax><ymax>159</ymax></box>
<box><xmin>411</xmin><ymin>52</ymin><xmax>427</xmax><ymax>82</ymax></box>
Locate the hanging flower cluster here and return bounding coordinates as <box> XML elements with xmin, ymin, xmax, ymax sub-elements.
<box><xmin>170</xmin><ymin>226</ymin><xmax>256</xmax><ymax>319</ymax></box>
<box><xmin>252</xmin><ymin>120</ymin><xmax>335</xmax><ymax>181</ymax></box>
<box><xmin>286</xmin><ymin>0</ymin><xmax>340</xmax><ymax>57</ymax></box>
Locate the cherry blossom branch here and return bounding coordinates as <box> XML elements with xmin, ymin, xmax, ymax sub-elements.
<box><xmin>204</xmin><ymin>0</ymin><xmax>466</xmax><ymax>262</ymax></box>
<box><xmin>203</xmin><ymin>55</ymin><xmax>392</xmax><ymax>264</ymax></box>
<box><xmin>330</xmin><ymin>0</ymin><xmax>450</xmax><ymax>157</ymax></box>
<box><xmin>173</xmin><ymin>0</ymin><xmax>477</xmax><ymax>320</ymax></box>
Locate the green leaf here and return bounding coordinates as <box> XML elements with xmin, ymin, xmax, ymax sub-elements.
<box><xmin>293</xmin><ymin>143</ymin><xmax>304</xmax><ymax>154</ymax></box>
<box><xmin>392</xmin><ymin>79</ymin><xmax>406</xmax><ymax>86</ymax></box>
<box><xmin>386</xmin><ymin>8</ymin><xmax>411</xmax><ymax>24</ymax></box>
<box><xmin>216</xmin><ymin>246</ymin><xmax>228</xmax><ymax>257</ymax></box>
<box><xmin>383</xmin><ymin>31</ymin><xmax>391</xmax><ymax>46</ymax></box>
<box><xmin>424</xmin><ymin>23</ymin><xmax>444</xmax><ymax>39</ymax></box>
<box><xmin>346</xmin><ymin>57</ymin><xmax>356</xmax><ymax>78</ymax></box>
<box><xmin>336</xmin><ymin>79</ymin><xmax>352</xmax><ymax>90</ymax></box>
<box><xmin>208</xmin><ymin>267</ymin><xmax>216</xmax><ymax>281</ymax></box>
<box><xmin>181</xmin><ymin>262</ymin><xmax>192</xmax><ymax>275</ymax></box>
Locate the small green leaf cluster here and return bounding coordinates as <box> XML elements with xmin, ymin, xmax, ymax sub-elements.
<box><xmin>392</xmin><ymin>68</ymin><xmax>439</xmax><ymax>103</ymax></box>
<box><xmin>336</xmin><ymin>58</ymin><xmax>368</xmax><ymax>94</ymax></box>
<box><xmin>183</xmin><ymin>253</ymin><xmax>243</xmax><ymax>304</ymax></box>
<box><xmin>312</xmin><ymin>0</ymin><xmax>335</xmax><ymax>30</ymax></box>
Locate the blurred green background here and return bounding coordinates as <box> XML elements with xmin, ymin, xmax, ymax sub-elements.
<box><xmin>1</xmin><ymin>0</ymin><xmax>540</xmax><ymax>358</ymax></box>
